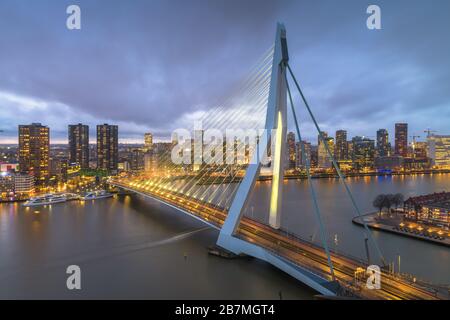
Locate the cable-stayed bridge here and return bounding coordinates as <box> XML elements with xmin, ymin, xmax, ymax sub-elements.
<box><xmin>110</xmin><ymin>24</ymin><xmax>444</xmax><ymax>300</ymax></box>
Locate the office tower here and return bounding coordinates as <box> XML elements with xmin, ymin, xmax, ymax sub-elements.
<box><xmin>318</xmin><ymin>132</ymin><xmax>334</xmax><ymax>168</ymax></box>
<box><xmin>287</xmin><ymin>132</ymin><xmax>296</xmax><ymax>169</ymax></box>
<box><xmin>296</xmin><ymin>141</ymin><xmax>311</xmax><ymax>168</ymax></box>
<box><xmin>428</xmin><ymin>135</ymin><xmax>450</xmax><ymax>167</ymax></box>
<box><xmin>352</xmin><ymin>136</ymin><xmax>375</xmax><ymax>169</ymax></box>
<box><xmin>68</xmin><ymin>123</ymin><xmax>90</xmax><ymax>169</ymax></box>
<box><xmin>376</xmin><ymin>129</ymin><xmax>390</xmax><ymax>157</ymax></box>
<box><xmin>335</xmin><ymin>130</ymin><xmax>348</xmax><ymax>161</ymax></box>
<box><xmin>97</xmin><ymin>124</ymin><xmax>118</xmax><ymax>171</ymax></box>
<box><xmin>18</xmin><ymin>123</ymin><xmax>49</xmax><ymax>182</ymax></box>
<box><xmin>413</xmin><ymin>141</ymin><xmax>428</xmax><ymax>159</ymax></box>
<box><xmin>395</xmin><ymin>123</ymin><xmax>408</xmax><ymax>157</ymax></box>
<box><xmin>144</xmin><ymin>132</ymin><xmax>153</xmax><ymax>152</ymax></box>
<box><xmin>347</xmin><ymin>141</ymin><xmax>354</xmax><ymax>160</ymax></box>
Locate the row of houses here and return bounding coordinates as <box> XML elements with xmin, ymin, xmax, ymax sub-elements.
<box><xmin>404</xmin><ymin>192</ymin><xmax>450</xmax><ymax>228</ymax></box>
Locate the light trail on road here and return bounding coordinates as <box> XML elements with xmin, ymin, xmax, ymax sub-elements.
<box><xmin>112</xmin><ymin>180</ymin><xmax>444</xmax><ymax>300</ymax></box>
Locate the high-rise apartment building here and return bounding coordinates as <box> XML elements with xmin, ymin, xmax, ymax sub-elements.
<box><xmin>352</xmin><ymin>136</ymin><xmax>375</xmax><ymax>169</ymax></box>
<box><xmin>395</xmin><ymin>123</ymin><xmax>408</xmax><ymax>157</ymax></box>
<box><xmin>97</xmin><ymin>124</ymin><xmax>118</xmax><ymax>171</ymax></box>
<box><xmin>296</xmin><ymin>141</ymin><xmax>311</xmax><ymax>168</ymax></box>
<box><xmin>376</xmin><ymin>129</ymin><xmax>390</xmax><ymax>157</ymax></box>
<box><xmin>144</xmin><ymin>132</ymin><xmax>153</xmax><ymax>152</ymax></box>
<box><xmin>287</xmin><ymin>132</ymin><xmax>296</xmax><ymax>169</ymax></box>
<box><xmin>68</xmin><ymin>123</ymin><xmax>90</xmax><ymax>169</ymax></box>
<box><xmin>335</xmin><ymin>130</ymin><xmax>348</xmax><ymax>161</ymax></box>
<box><xmin>18</xmin><ymin>123</ymin><xmax>50</xmax><ymax>182</ymax></box>
<box><xmin>318</xmin><ymin>132</ymin><xmax>334</xmax><ymax>168</ymax></box>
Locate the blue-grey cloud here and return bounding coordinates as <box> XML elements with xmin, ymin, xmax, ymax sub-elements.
<box><xmin>0</xmin><ymin>0</ymin><xmax>449</xmax><ymax>144</ymax></box>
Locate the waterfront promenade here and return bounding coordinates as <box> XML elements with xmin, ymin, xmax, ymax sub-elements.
<box><xmin>353</xmin><ymin>212</ymin><xmax>450</xmax><ymax>247</ymax></box>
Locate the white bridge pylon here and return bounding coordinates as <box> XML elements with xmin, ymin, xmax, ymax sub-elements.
<box><xmin>217</xmin><ymin>23</ymin><xmax>338</xmax><ymax>296</ymax></box>
<box><xmin>221</xmin><ymin>23</ymin><xmax>288</xmax><ymax>236</ymax></box>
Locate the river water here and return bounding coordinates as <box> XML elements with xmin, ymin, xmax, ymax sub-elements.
<box><xmin>0</xmin><ymin>174</ymin><xmax>449</xmax><ymax>299</ymax></box>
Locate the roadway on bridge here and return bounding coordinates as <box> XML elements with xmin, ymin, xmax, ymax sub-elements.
<box><xmin>111</xmin><ymin>180</ymin><xmax>442</xmax><ymax>300</ymax></box>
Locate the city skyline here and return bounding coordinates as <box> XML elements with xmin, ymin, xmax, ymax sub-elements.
<box><xmin>1</xmin><ymin>2</ymin><xmax>449</xmax><ymax>302</ymax></box>
<box><xmin>0</xmin><ymin>120</ymin><xmax>442</xmax><ymax>147</ymax></box>
<box><xmin>0</xmin><ymin>0</ymin><xmax>450</xmax><ymax>143</ymax></box>
<box><xmin>4</xmin><ymin>118</ymin><xmax>447</xmax><ymax>185</ymax></box>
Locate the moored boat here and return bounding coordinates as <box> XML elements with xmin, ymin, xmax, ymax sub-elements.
<box><xmin>23</xmin><ymin>194</ymin><xmax>67</xmax><ymax>207</ymax></box>
<box><xmin>82</xmin><ymin>190</ymin><xmax>113</xmax><ymax>200</ymax></box>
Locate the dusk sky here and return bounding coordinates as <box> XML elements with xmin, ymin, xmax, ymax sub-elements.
<box><xmin>0</xmin><ymin>0</ymin><xmax>449</xmax><ymax>144</ymax></box>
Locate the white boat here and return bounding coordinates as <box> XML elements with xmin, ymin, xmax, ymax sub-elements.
<box><xmin>23</xmin><ymin>194</ymin><xmax>67</xmax><ymax>207</ymax></box>
<box><xmin>82</xmin><ymin>190</ymin><xmax>113</xmax><ymax>200</ymax></box>
<box><xmin>65</xmin><ymin>193</ymin><xmax>80</xmax><ymax>200</ymax></box>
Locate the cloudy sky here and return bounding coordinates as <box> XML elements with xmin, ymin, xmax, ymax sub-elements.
<box><xmin>0</xmin><ymin>0</ymin><xmax>449</xmax><ymax>144</ymax></box>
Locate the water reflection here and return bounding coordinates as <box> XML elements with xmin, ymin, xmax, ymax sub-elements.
<box><xmin>0</xmin><ymin>194</ymin><xmax>314</xmax><ymax>299</ymax></box>
<box><xmin>0</xmin><ymin>174</ymin><xmax>449</xmax><ymax>298</ymax></box>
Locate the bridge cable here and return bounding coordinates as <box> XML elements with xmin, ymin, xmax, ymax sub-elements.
<box><xmin>138</xmin><ymin>48</ymin><xmax>274</xmax><ymax>198</ymax></box>
<box><xmin>144</xmin><ymin>73</ymin><xmax>270</xmax><ymax>203</ymax></box>
<box><xmin>284</xmin><ymin>65</ymin><xmax>336</xmax><ymax>281</ymax></box>
<box><xmin>166</xmin><ymin>57</ymin><xmax>272</xmax><ymax>196</ymax></box>
<box><xmin>176</xmin><ymin>83</ymin><xmax>271</xmax><ymax>205</ymax></box>
<box><xmin>183</xmin><ymin>78</ymin><xmax>271</xmax><ymax>202</ymax></box>
<box><xmin>286</xmin><ymin>63</ymin><xmax>387</xmax><ymax>267</ymax></box>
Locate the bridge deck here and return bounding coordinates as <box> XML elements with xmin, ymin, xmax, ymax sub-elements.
<box><xmin>111</xmin><ymin>180</ymin><xmax>443</xmax><ymax>300</ymax></box>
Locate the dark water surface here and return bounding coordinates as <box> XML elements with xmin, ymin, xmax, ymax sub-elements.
<box><xmin>246</xmin><ymin>173</ymin><xmax>450</xmax><ymax>285</ymax></box>
<box><xmin>0</xmin><ymin>195</ymin><xmax>314</xmax><ymax>299</ymax></box>
<box><xmin>1</xmin><ymin>174</ymin><xmax>449</xmax><ymax>299</ymax></box>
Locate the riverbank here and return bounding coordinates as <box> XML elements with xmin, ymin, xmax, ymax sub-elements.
<box><xmin>353</xmin><ymin>212</ymin><xmax>450</xmax><ymax>247</ymax></box>
<box><xmin>284</xmin><ymin>169</ymin><xmax>450</xmax><ymax>180</ymax></box>
<box><xmin>195</xmin><ymin>169</ymin><xmax>450</xmax><ymax>185</ymax></box>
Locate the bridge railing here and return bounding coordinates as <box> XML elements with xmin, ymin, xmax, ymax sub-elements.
<box><xmin>278</xmin><ymin>227</ymin><xmax>368</xmax><ymax>266</ymax></box>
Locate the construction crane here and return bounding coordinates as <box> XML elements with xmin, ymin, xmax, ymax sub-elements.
<box><xmin>410</xmin><ymin>134</ymin><xmax>421</xmax><ymax>144</ymax></box>
<box><xmin>424</xmin><ymin>128</ymin><xmax>436</xmax><ymax>138</ymax></box>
